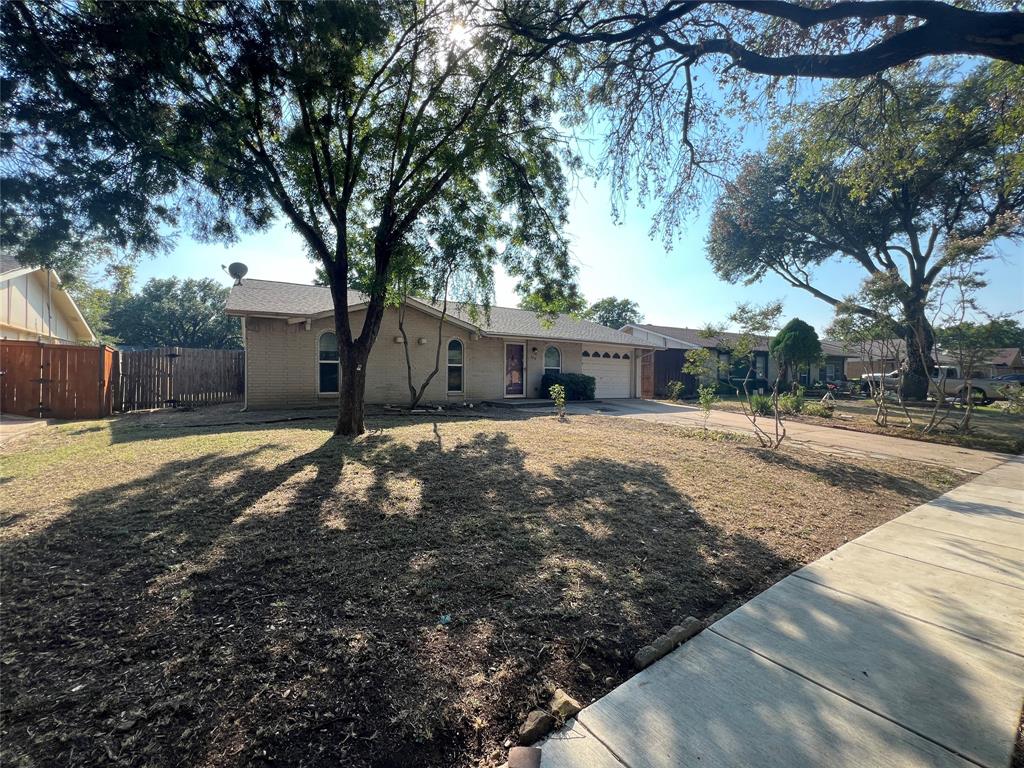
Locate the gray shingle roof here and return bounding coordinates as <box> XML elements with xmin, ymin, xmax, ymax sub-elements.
<box><xmin>0</xmin><ymin>252</ymin><xmax>30</xmax><ymax>275</ymax></box>
<box><xmin>226</xmin><ymin>279</ymin><xmax>649</xmax><ymax>347</ymax></box>
<box><xmin>636</xmin><ymin>323</ymin><xmax>853</xmax><ymax>357</ymax></box>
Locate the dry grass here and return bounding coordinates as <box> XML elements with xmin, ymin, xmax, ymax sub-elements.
<box><xmin>1</xmin><ymin>408</ymin><xmax>966</xmax><ymax>767</ymax></box>
<box><xmin>714</xmin><ymin>394</ymin><xmax>1024</xmax><ymax>454</ymax></box>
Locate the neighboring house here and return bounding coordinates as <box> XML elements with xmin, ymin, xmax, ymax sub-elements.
<box><xmin>992</xmin><ymin>347</ymin><xmax>1024</xmax><ymax>375</ymax></box>
<box><xmin>0</xmin><ymin>254</ymin><xmax>95</xmax><ymax>343</ymax></box>
<box><xmin>842</xmin><ymin>337</ymin><xmax>1013</xmax><ymax>379</ymax></box>
<box><xmin>621</xmin><ymin>324</ymin><xmax>853</xmax><ymax>396</ymax></box>
<box><xmin>225</xmin><ymin>278</ymin><xmax>655</xmax><ymax>409</ymax></box>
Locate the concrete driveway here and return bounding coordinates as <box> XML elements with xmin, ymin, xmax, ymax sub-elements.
<box><xmin>565</xmin><ymin>399</ymin><xmax>1011</xmax><ymax>474</ymax></box>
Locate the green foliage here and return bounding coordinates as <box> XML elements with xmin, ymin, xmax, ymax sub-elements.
<box><xmin>999</xmin><ymin>385</ymin><xmax>1024</xmax><ymax>415</ymax></box>
<box><xmin>666</xmin><ymin>380</ymin><xmax>687</xmax><ymax>401</ymax></box>
<box><xmin>708</xmin><ymin>63</ymin><xmax>1024</xmax><ymax>386</ymax></box>
<box><xmin>778</xmin><ymin>389</ymin><xmax>805</xmax><ymax>416</ymax></box>
<box><xmin>542</xmin><ymin>372</ymin><xmax>595</xmax><ymax>401</ymax></box>
<box><xmin>750</xmin><ymin>393</ymin><xmax>773</xmax><ymax>417</ymax></box>
<box><xmin>107</xmin><ymin>277</ymin><xmax>241</xmax><ymax>348</ymax></box>
<box><xmin>802</xmin><ymin>401</ymin><xmax>834</xmax><ymax>418</ymax></box>
<box><xmin>3</xmin><ymin>1</ymin><xmax>578</xmax><ymax>433</ymax></box>
<box><xmin>696</xmin><ymin>384</ymin><xmax>718</xmax><ymax>432</ymax></box>
<box><xmin>548</xmin><ymin>383</ymin><xmax>567</xmax><ymax>420</ymax></box>
<box><xmin>585</xmin><ymin>297</ymin><xmax>643</xmax><ymax>329</ymax></box>
<box><xmin>681</xmin><ymin>347</ymin><xmax>718</xmax><ymax>380</ymax></box>
<box><xmin>770</xmin><ymin>319</ymin><xmax>822</xmax><ymax>380</ymax></box>
<box><xmin>519</xmin><ymin>287</ymin><xmax>588</xmax><ymax>316</ymax></box>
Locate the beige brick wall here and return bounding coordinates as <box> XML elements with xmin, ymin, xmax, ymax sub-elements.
<box><xmin>243</xmin><ymin>305</ymin><xmax>603</xmax><ymax>408</ymax></box>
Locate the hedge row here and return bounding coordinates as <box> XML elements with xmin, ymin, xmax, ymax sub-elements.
<box><xmin>542</xmin><ymin>372</ymin><xmax>596</xmax><ymax>401</ymax></box>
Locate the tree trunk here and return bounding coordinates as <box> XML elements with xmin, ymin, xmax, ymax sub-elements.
<box><xmin>900</xmin><ymin>301</ymin><xmax>934</xmax><ymax>402</ymax></box>
<box><xmin>336</xmin><ymin>344</ymin><xmax>368</xmax><ymax>436</ymax></box>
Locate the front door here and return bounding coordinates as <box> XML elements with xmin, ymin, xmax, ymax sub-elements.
<box><xmin>504</xmin><ymin>343</ymin><xmax>525</xmax><ymax>397</ymax></box>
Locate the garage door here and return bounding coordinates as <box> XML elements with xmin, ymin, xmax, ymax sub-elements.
<box><xmin>582</xmin><ymin>348</ymin><xmax>632</xmax><ymax>398</ymax></box>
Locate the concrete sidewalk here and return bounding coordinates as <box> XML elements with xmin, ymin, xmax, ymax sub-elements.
<box><xmin>540</xmin><ymin>457</ymin><xmax>1024</xmax><ymax>768</ymax></box>
<box><xmin>567</xmin><ymin>399</ymin><xmax>1012</xmax><ymax>474</ymax></box>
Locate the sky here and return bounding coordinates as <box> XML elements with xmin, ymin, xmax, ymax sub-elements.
<box><xmin>131</xmin><ymin>169</ymin><xmax>1024</xmax><ymax>335</ymax></box>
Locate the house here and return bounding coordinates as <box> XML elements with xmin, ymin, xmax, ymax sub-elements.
<box><xmin>621</xmin><ymin>324</ymin><xmax>854</xmax><ymax>397</ymax></box>
<box><xmin>0</xmin><ymin>254</ymin><xmax>95</xmax><ymax>343</ymax></box>
<box><xmin>842</xmin><ymin>337</ymin><xmax>1016</xmax><ymax>379</ymax></box>
<box><xmin>992</xmin><ymin>347</ymin><xmax>1024</xmax><ymax>375</ymax></box>
<box><xmin>225</xmin><ymin>278</ymin><xmax>655</xmax><ymax>409</ymax></box>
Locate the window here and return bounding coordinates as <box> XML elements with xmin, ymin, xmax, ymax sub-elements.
<box><xmin>543</xmin><ymin>346</ymin><xmax>561</xmax><ymax>375</ymax></box>
<box><xmin>447</xmin><ymin>339</ymin><xmax>464</xmax><ymax>393</ymax></box>
<box><xmin>318</xmin><ymin>332</ymin><xmax>339</xmax><ymax>394</ymax></box>
<box><xmin>755</xmin><ymin>354</ymin><xmax>767</xmax><ymax>379</ymax></box>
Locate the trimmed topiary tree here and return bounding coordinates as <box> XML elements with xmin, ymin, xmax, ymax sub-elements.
<box><xmin>770</xmin><ymin>319</ymin><xmax>822</xmax><ymax>385</ymax></box>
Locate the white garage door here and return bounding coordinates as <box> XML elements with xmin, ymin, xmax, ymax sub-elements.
<box><xmin>582</xmin><ymin>348</ymin><xmax>632</xmax><ymax>398</ymax></box>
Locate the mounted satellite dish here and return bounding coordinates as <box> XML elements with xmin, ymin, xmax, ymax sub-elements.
<box><xmin>227</xmin><ymin>262</ymin><xmax>248</xmax><ymax>285</ymax></box>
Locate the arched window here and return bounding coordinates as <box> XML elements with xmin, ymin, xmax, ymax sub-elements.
<box><xmin>318</xmin><ymin>332</ymin><xmax>340</xmax><ymax>394</ymax></box>
<box><xmin>622</xmin><ymin>353</ymin><xmax>630</xmax><ymax>360</ymax></box>
<box><xmin>447</xmin><ymin>339</ymin><xmax>464</xmax><ymax>393</ymax></box>
<box><xmin>581</xmin><ymin>351</ymin><xmax>590</xmax><ymax>357</ymax></box>
<box><xmin>543</xmin><ymin>346</ymin><xmax>561</xmax><ymax>376</ymax></box>
<box><xmin>612</xmin><ymin>353</ymin><xmax>621</xmax><ymax>359</ymax></box>
<box><xmin>602</xmin><ymin>352</ymin><xmax>611</xmax><ymax>359</ymax></box>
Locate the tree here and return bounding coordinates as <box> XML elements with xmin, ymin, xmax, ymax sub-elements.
<box><xmin>3</xmin><ymin>1</ymin><xmax>575</xmax><ymax>435</ymax></box>
<box><xmin>64</xmin><ymin>263</ymin><xmax>134</xmax><ymax>345</ymax></box>
<box><xmin>106</xmin><ymin>277</ymin><xmax>241</xmax><ymax>349</ymax></box>
<box><xmin>507</xmin><ymin>2</ymin><xmax>1024</xmax><ymax>236</ymax></box>
<box><xmin>769</xmin><ymin>319</ymin><xmax>821</xmax><ymax>385</ymax></box>
<box><xmin>518</xmin><ymin>286</ymin><xmax>587</xmax><ymax>315</ymax></box>
<box><xmin>936</xmin><ymin>318</ymin><xmax>1024</xmax><ymax>352</ymax></box>
<box><xmin>707</xmin><ymin>63</ymin><xmax>1024</xmax><ymax>398</ymax></box>
<box><xmin>586</xmin><ymin>296</ymin><xmax>642</xmax><ymax>329</ymax></box>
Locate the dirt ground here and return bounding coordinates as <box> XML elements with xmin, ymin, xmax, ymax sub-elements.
<box><xmin>1</xmin><ymin>407</ymin><xmax>966</xmax><ymax>767</ymax></box>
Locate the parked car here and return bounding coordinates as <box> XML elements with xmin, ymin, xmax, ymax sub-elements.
<box><xmin>995</xmin><ymin>373</ymin><xmax>1024</xmax><ymax>383</ymax></box>
<box><xmin>859</xmin><ymin>367</ymin><xmax>1015</xmax><ymax>404</ymax></box>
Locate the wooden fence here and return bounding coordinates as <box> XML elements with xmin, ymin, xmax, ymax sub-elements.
<box><xmin>0</xmin><ymin>341</ymin><xmax>244</xmax><ymax>419</ymax></box>
<box><xmin>0</xmin><ymin>340</ymin><xmax>118</xmax><ymax>419</ymax></box>
<box><xmin>117</xmin><ymin>346</ymin><xmax>244</xmax><ymax>411</ymax></box>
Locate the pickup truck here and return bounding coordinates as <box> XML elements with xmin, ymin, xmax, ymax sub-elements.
<box><xmin>859</xmin><ymin>366</ymin><xmax>1017</xmax><ymax>404</ymax></box>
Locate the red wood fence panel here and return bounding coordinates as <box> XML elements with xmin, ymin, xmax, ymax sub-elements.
<box><xmin>0</xmin><ymin>340</ymin><xmax>116</xmax><ymax>419</ymax></box>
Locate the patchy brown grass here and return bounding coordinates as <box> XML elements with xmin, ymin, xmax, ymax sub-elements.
<box><xmin>714</xmin><ymin>395</ymin><xmax>1024</xmax><ymax>454</ymax></box>
<box><xmin>1</xmin><ymin>408</ymin><xmax>965</xmax><ymax>767</ymax></box>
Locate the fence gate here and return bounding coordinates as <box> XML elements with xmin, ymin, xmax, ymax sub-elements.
<box><xmin>117</xmin><ymin>347</ymin><xmax>244</xmax><ymax>411</ymax></box>
<box><xmin>0</xmin><ymin>340</ymin><xmax>117</xmax><ymax>419</ymax></box>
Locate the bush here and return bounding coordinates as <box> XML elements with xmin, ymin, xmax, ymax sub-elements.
<box><xmin>750</xmin><ymin>393</ymin><xmax>773</xmax><ymax>416</ymax></box>
<box><xmin>802</xmin><ymin>401</ymin><xmax>834</xmax><ymax>418</ymax></box>
<box><xmin>666</xmin><ymin>380</ymin><xmax>687</xmax><ymax>401</ymax></box>
<box><xmin>778</xmin><ymin>387</ymin><xmax>805</xmax><ymax>415</ymax></box>
<box><xmin>542</xmin><ymin>372</ymin><xmax>596</xmax><ymax>401</ymax></box>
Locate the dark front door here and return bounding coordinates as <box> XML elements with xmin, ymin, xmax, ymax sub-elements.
<box><xmin>505</xmin><ymin>343</ymin><xmax>525</xmax><ymax>397</ymax></box>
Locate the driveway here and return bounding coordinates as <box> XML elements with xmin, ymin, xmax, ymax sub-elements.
<box><xmin>540</xmin><ymin>456</ymin><xmax>1024</xmax><ymax>768</ymax></box>
<box><xmin>567</xmin><ymin>399</ymin><xmax>1011</xmax><ymax>474</ymax></box>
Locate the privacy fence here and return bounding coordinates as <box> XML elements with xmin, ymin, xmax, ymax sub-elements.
<box><xmin>0</xmin><ymin>341</ymin><xmax>244</xmax><ymax>419</ymax></box>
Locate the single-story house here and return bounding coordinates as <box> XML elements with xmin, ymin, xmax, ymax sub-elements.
<box><xmin>842</xmin><ymin>338</ymin><xmax>1015</xmax><ymax>379</ymax></box>
<box><xmin>621</xmin><ymin>323</ymin><xmax>854</xmax><ymax>397</ymax></box>
<box><xmin>225</xmin><ymin>278</ymin><xmax>655</xmax><ymax>409</ymax></box>
<box><xmin>992</xmin><ymin>347</ymin><xmax>1024</xmax><ymax>375</ymax></box>
<box><xmin>0</xmin><ymin>254</ymin><xmax>95</xmax><ymax>343</ymax></box>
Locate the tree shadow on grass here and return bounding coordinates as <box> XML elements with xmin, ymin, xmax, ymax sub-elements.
<box><xmin>2</xmin><ymin>422</ymin><xmax>854</xmax><ymax>768</ymax></box>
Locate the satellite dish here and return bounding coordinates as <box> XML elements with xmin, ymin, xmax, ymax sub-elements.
<box><xmin>227</xmin><ymin>262</ymin><xmax>248</xmax><ymax>285</ymax></box>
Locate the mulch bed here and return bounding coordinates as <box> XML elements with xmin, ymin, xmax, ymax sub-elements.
<box><xmin>1</xmin><ymin>411</ymin><xmax>965</xmax><ymax>767</ymax></box>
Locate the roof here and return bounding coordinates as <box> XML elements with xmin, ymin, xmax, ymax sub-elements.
<box><xmin>631</xmin><ymin>324</ymin><xmax>852</xmax><ymax>358</ymax></box>
<box><xmin>0</xmin><ymin>253</ymin><xmax>96</xmax><ymax>342</ymax></box>
<box><xmin>1</xmin><ymin>252</ymin><xmax>31</xmax><ymax>276</ymax></box>
<box><xmin>226</xmin><ymin>278</ymin><xmax>650</xmax><ymax>347</ymax></box>
<box><xmin>992</xmin><ymin>347</ymin><xmax>1023</xmax><ymax>366</ymax></box>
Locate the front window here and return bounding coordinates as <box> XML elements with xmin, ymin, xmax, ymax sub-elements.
<box><xmin>755</xmin><ymin>354</ymin><xmax>767</xmax><ymax>379</ymax></box>
<box><xmin>447</xmin><ymin>339</ymin><xmax>464</xmax><ymax>393</ymax></box>
<box><xmin>319</xmin><ymin>332</ymin><xmax>339</xmax><ymax>394</ymax></box>
<box><xmin>544</xmin><ymin>346</ymin><xmax>561</xmax><ymax>375</ymax></box>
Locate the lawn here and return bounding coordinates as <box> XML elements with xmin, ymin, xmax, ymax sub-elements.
<box><xmin>1</xmin><ymin>408</ymin><xmax>966</xmax><ymax>767</ymax></box>
<box><xmin>713</xmin><ymin>393</ymin><xmax>1024</xmax><ymax>454</ymax></box>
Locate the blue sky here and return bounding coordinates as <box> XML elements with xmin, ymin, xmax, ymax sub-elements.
<box><xmin>132</xmin><ymin>170</ymin><xmax>1023</xmax><ymax>335</ymax></box>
